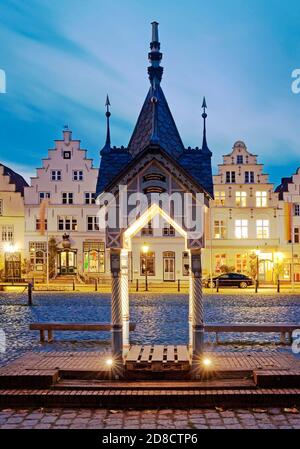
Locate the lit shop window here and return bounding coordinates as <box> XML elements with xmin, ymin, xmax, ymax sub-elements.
<box><xmin>215</xmin><ymin>254</ymin><xmax>226</xmax><ymax>273</ymax></box>
<box><xmin>236</xmin><ymin>254</ymin><xmax>247</xmax><ymax>272</ymax></box>
<box><xmin>83</xmin><ymin>242</ymin><xmax>105</xmax><ymax>273</ymax></box>
<box><xmin>140</xmin><ymin>251</ymin><xmax>155</xmax><ymax>276</ymax></box>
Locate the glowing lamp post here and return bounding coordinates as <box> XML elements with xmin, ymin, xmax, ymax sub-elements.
<box><xmin>142</xmin><ymin>243</ymin><xmax>149</xmax><ymax>292</ymax></box>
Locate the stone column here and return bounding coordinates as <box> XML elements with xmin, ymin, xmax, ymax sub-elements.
<box><xmin>190</xmin><ymin>249</ymin><xmax>204</xmax><ymax>358</ymax></box>
<box><xmin>120</xmin><ymin>249</ymin><xmax>130</xmax><ymax>355</ymax></box>
<box><xmin>110</xmin><ymin>249</ymin><xmax>123</xmax><ymax>361</ymax></box>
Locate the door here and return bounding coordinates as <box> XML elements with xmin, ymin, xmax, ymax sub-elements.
<box><xmin>5</xmin><ymin>252</ymin><xmax>21</xmax><ymax>281</ymax></box>
<box><xmin>163</xmin><ymin>251</ymin><xmax>175</xmax><ymax>281</ymax></box>
<box><xmin>59</xmin><ymin>251</ymin><xmax>77</xmax><ymax>274</ymax></box>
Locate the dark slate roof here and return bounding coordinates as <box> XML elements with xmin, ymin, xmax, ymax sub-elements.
<box><xmin>96</xmin><ymin>147</ymin><xmax>132</xmax><ymax>194</ymax></box>
<box><xmin>179</xmin><ymin>149</ymin><xmax>213</xmax><ymax>198</ymax></box>
<box><xmin>275</xmin><ymin>176</ymin><xmax>293</xmax><ymax>200</ymax></box>
<box><xmin>0</xmin><ymin>163</ymin><xmax>28</xmax><ymax>196</ymax></box>
<box><xmin>127</xmin><ymin>85</ymin><xmax>185</xmax><ymax>159</ymax></box>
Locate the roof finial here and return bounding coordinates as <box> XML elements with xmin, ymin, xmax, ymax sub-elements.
<box><xmin>101</xmin><ymin>94</ymin><xmax>111</xmax><ymax>154</ymax></box>
<box><xmin>148</xmin><ymin>21</ymin><xmax>163</xmax><ymax>86</ymax></box>
<box><xmin>201</xmin><ymin>96</ymin><xmax>211</xmax><ymax>155</ymax></box>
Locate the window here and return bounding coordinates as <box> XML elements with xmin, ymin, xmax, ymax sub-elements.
<box><xmin>214</xmin><ymin>220</ymin><xmax>226</xmax><ymax>239</ymax></box>
<box><xmin>39</xmin><ymin>192</ymin><xmax>50</xmax><ymax>203</ymax></box>
<box><xmin>294</xmin><ymin>204</ymin><xmax>300</xmax><ymax>216</ymax></box>
<box><xmin>256</xmin><ymin>219</ymin><xmax>269</xmax><ymax>238</ymax></box>
<box><xmin>35</xmin><ymin>219</ymin><xmax>48</xmax><ymax>231</ymax></box>
<box><xmin>141</xmin><ymin>222</ymin><xmax>153</xmax><ymax>236</ymax></box>
<box><xmin>51</xmin><ymin>170</ymin><xmax>61</xmax><ymax>181</ymax></box>
<box><xmin>294</xmin><ymin>227</ymin><xmax>300</xmax><ymax>243</ymax></box>
<box><xmin>215</xmin><ymin>254</ymin><xmax>226</xmax><ymax>273</ymax></box>
<box><xmin>236</xmin><ymin>254</ymin><xmax>247</xmax><ymax>273</ymax></box>
<box><xmin>256</xmin><ymin>191</ymin><xmax>267</xmax><ymax>207</ymax></box>
<box><xmin>0</xmin><ymin>199</ymin><xmax>3</xmax><ymax>216</ymax></box>
<box><xmin>62</xmin><ymin>192</ymin><xmax>73</xmax><ymax>204</ymax></box>
<box><xmin>237</xmin><ymin>155</ymin><xmax>243</xmax><ymax>164</ymax></box>
<box><xmin>140</xmin><ymin>251</ymin><xmax>155</xmax><ymax>276</ymax></box>
<box><xmin>162</xmin><ymin>223</ymin><xmax>175</xmax><ymax>236</ymax></box>
<box><xmin>245</xmin><ymin>171</ymin><xmax>254</xmax><ymax>183</ymax></box>
<box><xmin>182</xmin><ymin>252</ymin><xmax>189</xmax><ymax>276</ymax></box>
<box><xmin>83</xmin><ymin>242</ymin><xmax>105</xmax><ymax>273</ymax></box>
<box><xmin>235</xmin><ymin>219</ymin><xmax>248</xmax><ymax>238</ymax></box>
<box><xmin>87</xmin><ymin>216</ymin><xmax>99</xmax><ymax>231</ymax></box>
<box><xmin>226</xmin><ymin>171</ymin><xmax>236</xmax><ymax>183</ymax></box>
<box><xmin>235</xmin><ymin>191</ymin><xmax>247</xmax><ymax>207</ymax></box>
<box><xmin>63</xmin><ymin>151</ymin><xmax>71</xmax><ymax>159</ymax></box>
<box><xmin>85</xmin><ymin>192</ymin><xmax>96</xmax><ymax>204</ymax></box>
<box><xmin>73</xmin><ymin>170</ymin><xmax>83</xmax><ymax>181</ymax></box>
<box><xmin>214</xmin><ymin>191</ymin><xmax>226</xmax><ymax>206</ymax></box>
<box><xmin>1</xmin><ymin>225</ymin><xmax>14</xmax><ymax>242</ymax></box>
<box><xmin>29</xmin><ymin>242</ymin><xmax>47</xmax><ymax>271</ymax></box>
<box><xmin>58</xmin><ymin>216</ymin><xmax>77</xmax><ymax>231</ymax></box>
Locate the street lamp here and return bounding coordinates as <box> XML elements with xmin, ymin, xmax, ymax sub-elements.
<box><xmin>142</xmin><ymin>243</ymin><xmax>149</xmax><ymax>291</ymax></box>
<box><xmin>255</xmin><ymin>249</ymin><xmax>260</xmax><ymax>282</ymax></box>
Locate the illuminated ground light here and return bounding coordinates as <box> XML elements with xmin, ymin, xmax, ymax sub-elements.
<box><xmin>202</xmin><ymin>357</ymin><xmax>212</xmax><ymax>367</ymax></box>
<box><xmin>106</xmin><ymin>358</ymin><xmax>114</xmax><ymax>367</ymax></box>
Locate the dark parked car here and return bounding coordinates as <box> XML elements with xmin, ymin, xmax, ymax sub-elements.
<box><xmin>204</xmin><ymin>273</ymin><xmax>254</xmax><ymax>289</ymax></box>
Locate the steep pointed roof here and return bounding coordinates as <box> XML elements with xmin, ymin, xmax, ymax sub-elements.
<box><xmin>128</xmin><ymin>84</ymin><xmax>185</xmax><ymax>158</ymax></box>
<box><xmin>96</xmin><ymin>22</ymin><xmax>213</xmax><ymax>198</ymax></box>
<box><xmin>127</xmin><ymin>21</ymin><xmax>184</xmax><ymax>158</ymax></box>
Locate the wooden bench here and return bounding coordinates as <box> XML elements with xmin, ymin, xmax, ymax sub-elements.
<box><xmin>30</xmin><ymin>322</ymin><xmax>136</xmax><ymax>342</ymax></box>
<box><xmin>204</xmin><ymin>323</ymin><xmax>300</xmax><ymax>344</ymax></box>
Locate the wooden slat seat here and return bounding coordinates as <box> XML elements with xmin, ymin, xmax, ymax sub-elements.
<box><xmin>30</xmin><ymin>322</ymin><xmax>136</xmax><ymax>342</ymax></box>
<box><xmin>204</xmin><ymin>323</ymin><xmax>300</xmax><ymax>344</ymax></box>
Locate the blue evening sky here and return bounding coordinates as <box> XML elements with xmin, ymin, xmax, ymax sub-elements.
<box><xmin>0</xmin><ymin>0</ymin><xmax>300</xmax><ymax>186</ymax></box>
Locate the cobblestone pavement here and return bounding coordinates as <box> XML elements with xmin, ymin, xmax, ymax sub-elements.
<box><xmin>0</xmin><ymin>407</ymin><xmax>299</xmax><ymax>429</ymax></box>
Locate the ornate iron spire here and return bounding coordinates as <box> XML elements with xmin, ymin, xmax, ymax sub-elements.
<box><xmin>201</xmin><ymin>96</ymin><xmax>210</xmax><ymax>153</ymax></box>
<box><xmin>148</xmin><ymin>21</ymin><xmax>163</xmax><ymax>86</ymax></box>
<box><xmin>101</xmin><ymin>95</ymin><xmax>111</xmax><ymax>154</ymax></box>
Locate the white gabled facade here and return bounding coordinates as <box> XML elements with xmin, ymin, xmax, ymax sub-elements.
<box><xmin>24</xmin><ymin>128</ymin><xmax>107</xmax><ymax>280</ymax></box>
<box><xmin>202</xmin><ymin>141</ymin><xmax>280</xmax><ymax>281</ymax></box>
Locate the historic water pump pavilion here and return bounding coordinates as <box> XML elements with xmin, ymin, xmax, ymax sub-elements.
<box><xmin>96</xmin><ymin>22</ymin><xmax>213</xmax><ymax>365</ymax></box>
